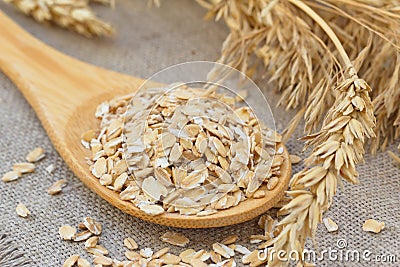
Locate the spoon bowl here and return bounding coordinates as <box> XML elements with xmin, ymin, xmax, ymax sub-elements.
<box><xmin>0</xmin><ymin>10</ymin><xmax>291</xmax><ymax>228</ymax></box>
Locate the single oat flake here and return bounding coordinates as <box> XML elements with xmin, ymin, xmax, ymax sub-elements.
<box><xmin>212</xmin><ymin>242</ymin><xmax>235</xmax><ymax>258</ymax></box>
<box><xmin>77</xmin><ymin>257</ymin><xmax>90</xmax><ymax>267</ymax></box>
<box><xmin>26</xmin><ymin>147</ymin><xmax>45</xmax><ymax>163</ymax></box>
<box><xmin>140</xmin><ymin>247</ymin><xmax>153</xmax><ymax>258</ymax></box>
<box><xmin>86</xmin><ymin>245</ymin><xmax>109</xmax><ymax>256</ymax></box>
<box><xmin>125</xmin><ymin>250</ymin><xmax>141</xmax><ymax>261</ymax></box>
<box><xmin>47</xmin><ymin>179</ymin><xmax>67</xmax><ymax>195</ymax></box>
<box><xmin>221</xmin><ymin>235</ymin><xmax>238</xmax><ymax>245</ymax></box>
<box><xmin>46</xmin><ymin>164</ymin><xmax>56</xmax><ymax>173</ymax></box>
<box><xmin>16</xmin><ymin>203</ymin><xmax>30</xmax><ymax>217</ymax></box>
<box><xmin>93</xmin><ymin>255</ymin><xmax>113</xmax><ymax>265</ymax></box>
<box><xmin>82</xmin><ymin>217</ymin><xmax>102</xmax><ymax>235</ymax></box>
<box><xmin>85</xmin><ymin>236</ymin><xmax>99</xmax><ymax>248</ymax></box>
<box><xmin>289</xmin><ymin>154</ymin><xmax>301</xmax><ymax>164</ymax></box>
<box><xmin>2</xmin><ymin>170</ymin><xmax>21</xmax><ymax>182</ymax></box>
<box><xmin>62</xmin><ymin>255</ymin><xmax>79</xmax><ymax>267</ymax></box>
<box><xmin>160</xmin><ymin>253</ymin><xmax>181</xmax><ymax>264</ymax></box>
<box><xmin>59</xmin><ymin>225</ymin><xmax>77</xmax><ymax>240</ymax></box>
<box><xmin>323</xmin><ymin>217</ymin><xmax>339</xmax><ymax>232</ymax></box>
<box><xmin>152</xmin><ymin>247</ymin><xmax>170</xmax><ymax>259</ymax></box>
<box><xmin>74</xmin><ymin>230</ymin><xmax>92</xmax><ymax>242</ymax></box>
<box><xmin>160</xmin><ymin>231</ymin><xmax>189</xmax><ymax>247</ymax></box>
<box><xmin>12</xmin><ymin>162</ymin><xmax>35</xmax><ymax>173</ymax></box>
<box><xmin>124</xmin><ymin>237</ymin><xmax>138</xmax><ymax>250</ymax></box>
<box><xmin>179</xmin><ymin>249</ymin><xmax>196</xmax><ymax>263</ymax></box>
<box><xmin>362</xmin><ymin>219</ymin><xmax>385</xmax><ymax>233</ymax></box>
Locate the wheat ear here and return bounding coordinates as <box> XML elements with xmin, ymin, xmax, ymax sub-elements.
<box><xmin>260</xmin><ymin>1</ymin><xmax>376</xmax><ymax>265</ymax></box>
<box><xmin>3</xmin><ymin>0</ymin><xmax>114</xmax><ymax>37</ymax></box>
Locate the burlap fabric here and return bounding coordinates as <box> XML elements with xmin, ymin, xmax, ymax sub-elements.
<box><xmin>0</xmin><ymin>1</ymin><xmax>399</xmax><ymax>266</ymax></box>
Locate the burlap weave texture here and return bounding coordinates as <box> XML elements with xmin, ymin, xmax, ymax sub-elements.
<box><xmin>0</xmin><ymin>1</ymin><xmax>399</xmax><ymax>266</ymax></box>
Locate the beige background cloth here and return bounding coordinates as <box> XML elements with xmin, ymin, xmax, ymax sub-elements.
<box><xmin>0</xmin><ymin>1</ymin><xmax>399</xmax><ymax>266</ymax></box>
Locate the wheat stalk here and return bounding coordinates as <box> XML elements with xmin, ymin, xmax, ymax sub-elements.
<box><xmin>198</xmin><ymin>0</ymin><xmax>378</xmax><ymax>265</ymax></box>
<box><xmin>3</xmin><ymin>0</ymin><xmax>114</xmax><ymax>37</ymax></box>
<box><xmin>306</xmin><ymin>0</ymin><xmax>400</xmax><ymax>154</ymax></box>
<box><xmin>199</xmin><ymin>0</ymin><xmax>400</xmax><ymax>147</ymax></box>
<box><xmin>261</xmin><ymin>1</ymin><xmax>375</xmax><ymax>265</ymax></box>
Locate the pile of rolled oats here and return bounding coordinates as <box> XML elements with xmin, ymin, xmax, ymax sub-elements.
<box><xmin>61</xmin><ymin>216</ymin><xmax>279</xmax><ymax>267</ymax></box>
<box><xmin>2</xmin><ymin>147</ymin><xmax>44</xmax><ymax>182</ymax></box>
<box><xmin>83</xmin><ymin>84</ymin><xmax>284</xmax><ymax>216</ymax></box>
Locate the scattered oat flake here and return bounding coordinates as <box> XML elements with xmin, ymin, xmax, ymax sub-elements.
<box><xmin>153</xmin><ymin>247</ymin><xmax>170</xmax><ymax>259</ymax></box>
<box><xmin>124</xmin><ymin>237</ymin><xmax>138</xmax><ymax>250</ymax></box>
<box><xmin>93</xmin><ymin>255</ymin><xmax>113</xmax><ymax>265</ymax></box>
<box><xmin>210</xmin><ymin>251</ymin><xmax>221</xmax><ymax>263</ymax></box>
<box><xmin>77</xmin><ymin>222</ymin><xmax>87</xmax><ymax>230</ymax></box>
<box><xmin>2</xmin><ymin>170</ymin><xmax>21</xmax><ymax>182</ymax></box>
<box><xmin>85</xmin><ymin>236</ymin><xmax>99</xmax><ymax>248</ymax></box>
<box><xmin>242</xmin><ymin>250</ymin><xmax>260</xmax><ymax>265</ymax></box>
<box><xmin>179</xmin><ymin>249</ymin><xmax>196</xmax><ymax>263</ymax></box>
<box><xmin>235</xmin><ymin>244</ymin><xmax>251</xmax><ymax>255</ymax></box>
<box><xmin>77</xmin><ymin>257</ymin><xmax>90</xmax><ymax>267</ymax></box>
<box><xmin>59</xmin><ymin>225</ymin><xmax>77</xmax><ymax>240</ymax></box>
<box><xmin>160</xmin><ymin>253</ymin><xmax>181</xmax><ymax>264</ymax></box>
<box><xmin>74</xmin><ymin>230</ymin><xmax>92</xmax><ymax>242</ymax></box>
<box><xmin>250</xmin><ymin>234</ymin><xmax>268</xmax><ymax>244</ymax></box>
<box><xmin>125</xmin><ymin>250</ymin><xmax>141</xmax><ymax>261</ymax></box>
<box><xmin>16</xmin><ymin>203</ymin><xmax>30</xmax><ymax>217</ymax></box>
<box><xmin>191</xmin><ymin>258</ymin><xmax>207</xmax><ymax>267</ymax></box>
<box><xmin>26</xmin><ymin>147</ymin><xmax>45</xmax><ymax>163</ymax></box>
<box><xmin>362</xmin><ymin>219</ymin><xmax>385</xmax><ymax>233</ymax></box>
<box><xmin>221</xmin><ymin>235</ymin><xmax>238</xmax><ymax>245</ymax></box>
<box><xmin>323</xmin><ymin>217</ymin><xmax>339</xmax><ymax>232</ymax></box>
<box><xmin>213</xmin><ymin>242</ymin><xmax>234</xmax><ymax>258</ymax></box>
<box><xmin>63</xmin><ymin>254</ymin><xmax>79</xmax><ymax>267</ymax></box>
<box><xmin>140</xmin><ymin>247</ymin><xmax>153</xmax><ymax>258</ymax></box>
<box><xmin>47</xmin><ymin>179</ymin><xmax>67</xmax><ymax>195</ymax></box>
<box><xmin>96</xmin><ymin>245</ymin><xmax>109</xmax><ymax>255</ymax></box>
<box><xmin>83</xmin><ymin>217</ymin><xmax>102</xmax><ymax>235</ymax></box>
<box><xmin>46</xmin><ymin>164</ymin><xmax>56</xmax><ymax>173</ymax></box>
<box><xmin>12</xmin><ymin>162</ymin><xmax>35</xmax><ymax>173</ymax></box>
<box><xmin>289</xmin><ymin>154</ymin><xmax>301</xmax><ymax>164</ymax></box>
<box><xmin>86</xmin><ymin>247</ymin><xmax>103</xmax><ymax>256</ymax></box>
<box><xmin>160</xmin><ymin>231</ymin><xmax>190</xmax><ymax>247</ymax></box>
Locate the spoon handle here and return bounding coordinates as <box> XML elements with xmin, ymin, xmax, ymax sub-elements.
<box><xmin>0</xmin><ymin>10</ymin><xmax>104</xmax><ymax>117</ymax></box>
<box><xmin>0</xmin><ymin>11</ymin><xmax>75</xmax><ymax>94</ymax></box>
<box><xmin>0</xmin><ymin>10</ymin><xmax>140</xmax><ymax>121</ymax></box>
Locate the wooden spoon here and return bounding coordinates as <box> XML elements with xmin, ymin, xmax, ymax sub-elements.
<box><xmin>0</xmin><ymin>11</ymin><xmax>291</xmax><ymax>228</ymax></box>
